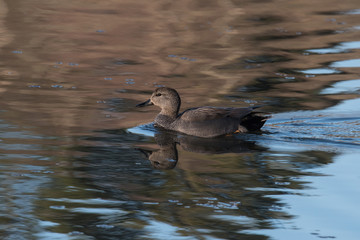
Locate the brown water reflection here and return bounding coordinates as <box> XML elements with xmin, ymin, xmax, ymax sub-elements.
<box><xmin>1</xmin><ymin>0</ymin><xmax>359</xmax><ymax>134</ymax></box>
<box><xmin>1</xmin><ymin>0</ymin><xmax>360</xmax><ymax>239</ymax></box>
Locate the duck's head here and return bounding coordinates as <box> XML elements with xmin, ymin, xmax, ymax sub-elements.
<box><xmin>137</xmin><ymin>87</ymin><xmax>181</xmax><ymax>115</ymax></box>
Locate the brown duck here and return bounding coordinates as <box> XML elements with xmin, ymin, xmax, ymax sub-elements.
<box><xmin>136</xmin><ymin>87</ymin><xmax>269</xmax><ymax>138</ymax></box>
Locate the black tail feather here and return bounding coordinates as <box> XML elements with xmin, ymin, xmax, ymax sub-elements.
<box><xmin>241</xmin><ymin>112</ymin><xmax>270</xmax><ymax>131</ymax></box>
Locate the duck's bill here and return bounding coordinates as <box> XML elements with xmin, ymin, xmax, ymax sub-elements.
<box><xmin>136</xmin><ymin>99</ymin><xmax>153</xmax><ymax>107</ymax></box>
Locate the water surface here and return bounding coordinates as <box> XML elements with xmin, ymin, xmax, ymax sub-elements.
<box><xmin>0</xmin><ymin>0</ymin><xmax>360</xmax><ymax>239</ymax></box>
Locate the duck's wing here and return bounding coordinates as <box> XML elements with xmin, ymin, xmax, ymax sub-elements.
<box><xmin>179</xmin><ymin>106</ymin><xmax>255</xmax><ymax>122</ymax></box>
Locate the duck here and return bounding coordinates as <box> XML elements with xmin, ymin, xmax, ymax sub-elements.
<box><xmin>136</xmin><ymin>87</ymin><xmax>269</xmax><ymax>138</ymax></box>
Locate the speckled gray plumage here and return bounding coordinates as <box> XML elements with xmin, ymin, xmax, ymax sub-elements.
<box><xmin>137</xmin><ymin>87</ymin><xmax>269</xmax><ymax>138</ymax></box>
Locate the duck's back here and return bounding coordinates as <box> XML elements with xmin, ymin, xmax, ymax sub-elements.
<box><xmin>172</xmin><ymin>106</ymin><xmax>267</xmax><ymax>138</ymax></box>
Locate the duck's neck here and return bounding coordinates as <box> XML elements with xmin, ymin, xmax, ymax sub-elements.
<box><xmin>155</xmin><ymin>108</ymin><xmax>179</xmax><ymax>129</ymax></box>
<box><xmin>160</xmin><ymin>108</ymin><xmax>178</xmax><ymax>119</ymax></box>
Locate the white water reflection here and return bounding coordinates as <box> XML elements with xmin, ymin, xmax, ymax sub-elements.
<box><xmin>321</xmin><ymin>79</ymin><xmax>360</xmax><ymax>94</ymax></box>
<box><xmin>35</xmin><ymin>231</ymin><xmax>93</xmax><ymax>240</ymax></box>
<box><xmin>142</xmin><ymin>220</ymin><xmax>194</xmax><ymax>240</ymax></box>
<box><xmin>70</xmin><ymin>207</ymin><xmax>127</xmax><ymax>215</ymax></box>
<box><xmin>46</xmin><ymin>198</ymin><xmax>125</xmax><ymax>205</ymax></box>
<box><xmin>326</xmin><ymin>97</ymin><xmax>360</xmax><ymax>113</ymax></box>
<box><xmin>127</xmin><ymin>123</ymin><xmax>156</xmax><ymax>137</ymax></box>
<box><xmin>298</xmin><ymin>68</ymin><xmax>341</xmax><ymax>75</ymax></box>
<box><xmin>344</xmin><ymin>9</ymin><xmax>360</xmax><ymax>15</ymax></box>
<box><xmin>330</xmin><ymin>58</ymin><xmax>360</xmax><ymax>68</ymax></box>
<box><xmin>306</xmin><ymin>41</ymin><xmax>360</xmax><ymax>54</ymax></box>
<box><xmin>211</xmin><ymin>215</ymin><xmax>256</xmax><ymax>227</ymax></box>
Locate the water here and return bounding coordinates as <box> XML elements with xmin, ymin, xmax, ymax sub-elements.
<box><xmin>1</xmin><ymin>0</ymin><xmax>360</xmax><ymax>239</ymax></box>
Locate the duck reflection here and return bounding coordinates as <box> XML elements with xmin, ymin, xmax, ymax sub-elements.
<box><xmin>74</xmin><ymin>127</ymin><xmax>335</xmax><ymax>240</ymax></box>
<box><xmin>138</xmin><ymin>129</ymin><xmax>265</xmax><ymax>169</ymax></box>
<box><xmin>138</xmin><ymin>132</ymin><xmax>178</xmax><ymax>169</ymax></box>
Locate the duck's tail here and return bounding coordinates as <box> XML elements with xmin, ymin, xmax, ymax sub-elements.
<box><xmin>240</xmin><ymin>112</ymin><xmax>270</xmax><ymax>131</ymax></box>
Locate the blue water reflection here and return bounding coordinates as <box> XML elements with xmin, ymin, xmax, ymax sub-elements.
<box><xmin>321</xmin><ymin>79</ymin><xmax>360</xmax><ymax>94</ymax></box>
<box><xmin>1</xmin><ymin>0</ymin><xmax>360</xmax><ymax>239</ymax></box>
<box><xmin>306</xmin><ymin>41</ymin><xmax>360</xmax><ymax>54</ymax></box>
<box><xmin>330</xmin><ymin>58</ymin><xmax>360</xmax><ymax>68</ymax></box>
<box><xmin>298</xmin><ymin>68</ymin><xmax>341</xmax><ymax>75</ymax></box>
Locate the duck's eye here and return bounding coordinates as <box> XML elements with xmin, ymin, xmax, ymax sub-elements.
<box><xmin>155</xmin><ymin>93</ymin><xmax>162</xmax><ymax>97</ymax></box>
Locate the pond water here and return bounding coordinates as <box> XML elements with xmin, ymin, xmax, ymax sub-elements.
<box><xmin>1</xmin><ymin>0</ymin><xmax>360</xmax><ymax>239</ymax></box>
